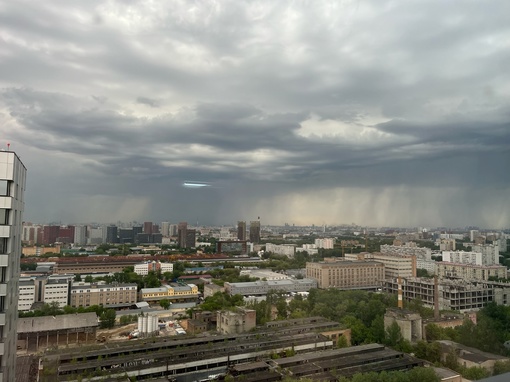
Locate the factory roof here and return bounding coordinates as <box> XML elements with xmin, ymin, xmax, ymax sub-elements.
<box><xmin>18</xmin><ymin>312</ymin><xmax>98</xmax><ymax>333</ymax></box>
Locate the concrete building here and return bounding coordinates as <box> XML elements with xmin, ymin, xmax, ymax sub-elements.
<box><xmin>265</xmin><ymin>243</ymin><xmax>296</xmax><ymax>258</ymax></box>
<box><xmin>315</xmin><ymin>238</ymin><xmax>335</xmax><ymax>249</ymax></box>
<box><xmin>204</xmin><ymin>283</ymin><xmax>224</xmax><ymax>298</ymax></box>
<box><xmin>0</xmin><ymin>150</ymin><xmax>26</xmax><ymax>381</ymax></box>
<box><xmin>134</xmin><ymin>260</ymin><xmax>173</xmax><ymax>276</ymax></box>
<box><xmin>345</xmin><ymin>252</ymin><xmax>416</xmax><ymax>279</ymax></box>
<box><xmin>18</xmin><ymin>274</ymin><xmax>74</xmax><ymax>311</ymax></box>
<box><xmin>161</xmin><ymin>221</ymin><xmax>170</xmax><ymax>237</ymax></box>
<box><xmin>239</xmin><ymin>269</ymin><xmax>291</xmax><ymax>281</ymax></box>
<box><xmin>417</xmin><ymin>259</ymin><xmax>437</xmax><ymax>275</ymax></box>
<box><xmin>70</xmin><ymin>282</ymin><xmax>137</xmax><ymax>308</ymax></box>
<box><xmin>384</xmin><ymin>277</ymin><xmax>510</xmax><ymax>312</ymax></box>
<box><xmin>384</xmin><ymin>308</ymin><xmax>422</xmax><ymax>342</ymax></box>
<box><xmin>380</xmin><ymin>243</ymin><xmax>432</xmax><ymax>261</ymax></box>
<box><xmin>73</xmin><ymin>225</ymin><xmax>87</xmax><ymax>246</ymax></box>
<box><xmin>216</xmin><ymin>307</ymin><xmax>256</xmax><ymax>334</ymax></box>
<box><xmin>178</xmin><ymin>222</ymin><xmax>188</xmax><ymax>248</ymax></box>
<box><xmin>224</xmin><ymin>279</ymin><xmax>317</xmax><ymax>296</ymax></box>
<box><xmin>306</xmin><ymin>260</ymin><xmax>385</xmax><ymax>289</ymax></box>
<box><xmin>17</xmin><ymin>313</ymin><xmax>98</xmax><ymax>352</ymax></box>
<box><xmin>472</xmin><ymin>244</ymin><xmax>500</xmax><ymax>265</ymax></box>
<box><xmin>106</xmin><ymin>225</ymin><xmax>119</xmax><ymax>244</ymax></box>
<box><xmin>436</xmin><ymin>262</ymin><xmax>507</xmax><ymax>281</ymax></box>
<box><xmin>439</xmin><ymin>239</ymin><xmax>456</xmax><ymax>251</ymax></box>
<box><xmin>250</xmin><ymin>220</ymin><xmax>261</xmax><ymax>243</ymax></box>
<box><xmin>88</xmin><ymin>226</ymin><xmax>106</xmax><ymax>245</ymax></box>
<box><xmin>442</xmin><ymin>250</ymin><xmax>484</xmax><ymax>265</ymax></box>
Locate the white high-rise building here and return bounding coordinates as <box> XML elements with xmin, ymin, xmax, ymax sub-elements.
<box><xmin>0</xmin><ymin>151</ymin><xmax>27</xmax><ymax>380</ymax></box>
<box><xmin>74</xmin><ymin>225</ymin><xmax>87</xmax><ymax>246</ymax></box>
<box><xmin>161</xmin><ymin>221</ymin><xmax>170</xmax><ymax>237</ymax></box>
<box><xmin>315</xmin><ymin>238</ymin><xmax>335</xmax><ymax>249</ymax></box>
<box><xmin>471</xmin><ymin>244</ymin><xmax>500</xmax><ymax>266</ymax></box>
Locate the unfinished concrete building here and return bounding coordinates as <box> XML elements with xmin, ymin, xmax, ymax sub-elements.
<box><xmin>384</xmin><ymin>277</ymin><xmax>510</xmax><ymax>312</ymax></box>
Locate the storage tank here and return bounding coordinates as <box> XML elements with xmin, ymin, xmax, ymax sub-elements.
<box><xmin>137</xmin><ymin>316</ymin><xmax>143</xmax><ymax>332</ymax></box>
<box><xmin>147</xmin><ymin>314</ymin><xmax>154</xmax><ymax>333</ymax></box>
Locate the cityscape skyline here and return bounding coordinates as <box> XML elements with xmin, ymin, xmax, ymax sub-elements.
<box><xmin>1</xmin><ymin>1</ymin><xmax>510</xmax><ymax>228</ymax></box>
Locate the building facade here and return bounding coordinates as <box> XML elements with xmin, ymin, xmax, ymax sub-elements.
<box><xmin>0</xmin><ymin>151</ymin><xmax>26</xmax><ymax>381</ymax></box>
<box><xmin>237</xmin><ymin>221</ymin><xmax>247</xmax><ymax>241</ymax></box>
<box><xmin>140</xmin><ymin>283</ymin><xmax>199</xmax><ymax>303</ymax></box>
<box><xmin>70</xmin><ymin>282</ymin><xmax>137</xmax><ymax>308</ymax></box>
<box><xmin>345</xmin><ymin>252</ymin><xmax>416</xmax><ymax>279</ymax></box>
<box><xmin>134</xmin><ymin>261</ymin><xmax>174</xmax><ymax>276</ymax></box>
<box><xmin>217</xmin><ymin>308</ymin><xmax>256</xmax><ymax>334</ymax></box>
<box><xmin>436</xmin><ymin>262</ymin><xmax>507</xmax><ymax>281</ymax></box>
<box><xmin>265</xmin><ymin>243</ymin><xmax>296</xmax><ymax>258</ymax></box>
<box><xmin>249</xmin><ymin>220</ymin><xmax>261</xmax><ymax>243</ymax></box>
<box><xmin>306</xmin><ymin>260</ymin><xmax>385</xmax><ymax>289</ymax></box>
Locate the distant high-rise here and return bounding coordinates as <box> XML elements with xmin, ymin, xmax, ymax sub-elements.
<box><xmin>250</xmin><ymin>220</ymin><xmax>261</xmax><ymax>243</ymax></box>
<box><xmin>143</xmin><ymin>221</ymin><xmax>153</xmax><ymax>235</ymax></box>
<box><xmin>178</xmin><ymin>222</ymin><xmax>188</xmax><ymax>248</ymax></box>
<box><xmin>74</xmin><ymin>225</ymin><xmax>87</xmax><ymax>246</ymax></box>
<box><xmin>106</xmin><ymin>225</ymin><xmax>119</xmax><ymax>244</ymax></box>
<box><xmin>237</xmin><ymin>221</ymin><xmax>247</xmax><ymax>241</ymax></box>
<box><xmin>186</xmin><ymin>229</ymin><xmax>196</xmax><ymax>248</ymax></box>
<box><xmin>0</xmin><ymin>151</ymin><xmax>27</xmax><ymax>380</ymax></box>
<box><xmin>161</xmin><ymin>222</ymin><xmax>170</xmax><ymax>237</ymax></box>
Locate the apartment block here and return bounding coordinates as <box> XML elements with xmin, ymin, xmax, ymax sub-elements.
<box><xmin>306</xmin><ymin>260</ymin><xmax>384</xmax><ymax>289</ymax></box>
<box><xmin>70</xmin><ymin>282</ymin><xmax>137</xmax><ymax>308</ymax></box>
<box><xmin>315</xmin><ymin>238</ymin><xmax>335</xmax><ymax>249</ymax></box>
<box><xmin>0</xmin><ymin>151</ymin><xmax>27</xmax><ymax>381</ymax></box>
<box><xmin>471</xmin><ymin>244</ymin><xmax>500</xmax><ymax>265</ymax></box>
<box><xmin>436</xmin><ymin>262</ymin><xmax>507</xmax><ymax>281</ymax></box>
<box><xmin>18</xmin><ymin>274</ymin><xmax>73</xmax><ymax>311</ymax></box>
<box><xmin>442</xmin><ymin>251</ymin><xmax>484</xmax><ymax>265</ymax></box>
<box><xmin>345</xmin><ymin>252</ymin><xmax>416</xmax><ymax>279</ymax></box>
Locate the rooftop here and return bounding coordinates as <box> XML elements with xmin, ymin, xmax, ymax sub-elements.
<box><xmin>18</xmin><ymin>313</ymin><xmax>98</xmax><ymax>333</ymax></box>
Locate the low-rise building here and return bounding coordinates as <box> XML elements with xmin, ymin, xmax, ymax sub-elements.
<box><xmin>134</xmin><ymin>260</ymin><xmax>173</xmax><ymax>276</ymax></box>
<box><xmin>384</xmin><ymin>308</ymin><xmax>423</xmax><ymax>343</ymax></box>
<box><xmin>216</xmin><ymin>307</ymin><xmax>256</xmax><ymax>334</ymax></box>
<box><xmin>70</xmin><ymin>282</ymin><xmax>137</xmax><ymax>308</ymax></box>
<box><xmin>224</xmin><ymin>279</ymin><xmax>317</xmax><ymax>296</ymax></box>
<box><xmin>204</xmin><ymin>283</ymin><xmax>224</xmax><ymax>298</ymax></box>
<box><xmin>438</xmin><ymin>340</ymin><xmax>509</xmax><ymax>373</ymax></box>
<box><xmin>17</xmin><ymin>313</ymin><xmax>98</xmax><ymax>352</ymax></box>
<box><xmin>140</xmin><ymin>283</ymin><xmax>199</xmax><ymax>303</ymax></box>
<box><xmin>265</xmin><ymin>243</ymin><xmax>296</xmax><ymax>258</ymax></box>
<box><xmin>306</xmin><ymin>260</ymin><xmax>384</xmax><ymax>289</ymax></box>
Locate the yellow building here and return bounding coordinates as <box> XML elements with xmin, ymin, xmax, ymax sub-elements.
<box><xmin>140</xmin><ymin>283</ymin><xmax>199</xmax><ymax>303</ymax></box>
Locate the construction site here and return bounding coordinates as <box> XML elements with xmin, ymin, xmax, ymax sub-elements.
<box><xmin>38</xmin><ymin>317</ymin><xmax>425</xmax><ymax>382</ymax></box>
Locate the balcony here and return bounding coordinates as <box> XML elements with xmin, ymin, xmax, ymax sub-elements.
<box><xmin>0</xmin><ymin>227</ymin><xmax>9</xmax><ymax>238</ymax></box>
<box><xmin>0</xmin><ymin>284</ymin><xmax>5</xmax><ymax>296</ymax></box>
<box><xmin>0</xmin><ymin>256</ymin><xmax>7</xmax><ymax>267</ymax></box>
<box><xmin>0</xmin><ymin>313</ymin><xmax>4</xmax><ymax>326</ymax></box>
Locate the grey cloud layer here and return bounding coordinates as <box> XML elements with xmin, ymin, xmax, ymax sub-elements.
<box><xmin>1</xmin><ymin>0</ymin><xmax>509</xmax><ymax>226</ymax></box>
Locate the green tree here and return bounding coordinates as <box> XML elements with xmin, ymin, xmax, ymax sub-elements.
<box><xmin>99</xmin><ymin>309</ymin><xmax>116</xmax><ymax>329</ymax></box>
<box><xmin>160</xmin><ymin>299</ymin><xmax>171</xmax><ymax>310</ymax></box>
<box><xmin>84</xmin><ymin>275</ymin><xmax>94</xmax><ymax>283</ymax></box>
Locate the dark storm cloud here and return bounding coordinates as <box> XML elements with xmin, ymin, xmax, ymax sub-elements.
<box><xmin>1</xmin><ymin>0</ymin><xmax>510</xmax><ymax>227</ymax></box>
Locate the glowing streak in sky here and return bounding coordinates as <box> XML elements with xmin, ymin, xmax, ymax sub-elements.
<box><xmin>183</xmin><ymin>181</ymin><xmax>210</xmax><ymax>188</ymax></box>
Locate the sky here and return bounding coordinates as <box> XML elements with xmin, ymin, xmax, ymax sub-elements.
<box><xmin>1</xmin><ymin>0</ymin><xmax>509</xmax><ymax>228</ymax></box>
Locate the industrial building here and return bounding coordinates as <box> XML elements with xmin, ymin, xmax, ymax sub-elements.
<box><xmin>224</xmin><ymin>278</ymin><xmax>317</xmax><ymax>296</ymax></box>
<box><xmin>17</xmin><ymin>313</ymin><xmax>98</xmax><ymax>352</ymax></box>
<box><xmin>306</xmin><ymin>259</ymin><xmax>384</xmax><ymax>289</ymax></box>
<box><xmin>140</xmin><ymin>283</ymin><xmax>199</xmax><ymax>303</ymax></box>
<box><xmin>217</xmin><ymin>307</ymin><xmax>256</xmax><ymax>334</ymax></box>
<box><xmin>0</xmin><ymin>150</ymin><xmax>27</xmax><ymax>381</ymax></box>
<box><xmin>40</xmin><ymin>317</ymin><xmax>339</xmax><ymax>381</ymax></box>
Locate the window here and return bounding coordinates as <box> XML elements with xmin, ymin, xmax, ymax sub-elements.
<box><xmin>0</xmin><ymin>180</ymin><xmax>9</xmax><ymax>196</ymax></box>
<box><xmin>0</xmin><ymin>209</ymin><xmax>8</xmax><ymax>225</ymax></box>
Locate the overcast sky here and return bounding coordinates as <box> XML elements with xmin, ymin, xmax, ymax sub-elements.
<box><xmin>1</xmin><ymin>0</ymin><xmax>509</xmax><ymax>228</ymax></box>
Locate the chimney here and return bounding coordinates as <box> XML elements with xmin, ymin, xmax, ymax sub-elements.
<box><xmin>397</xmin><ymin>277</ymin><xmax>403</xmax><ymax>309</ymax></box>
<box><xmin>434</xmin><ymin>275</ymin><xmax>440</xmax><ymax>319</ymax></box>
